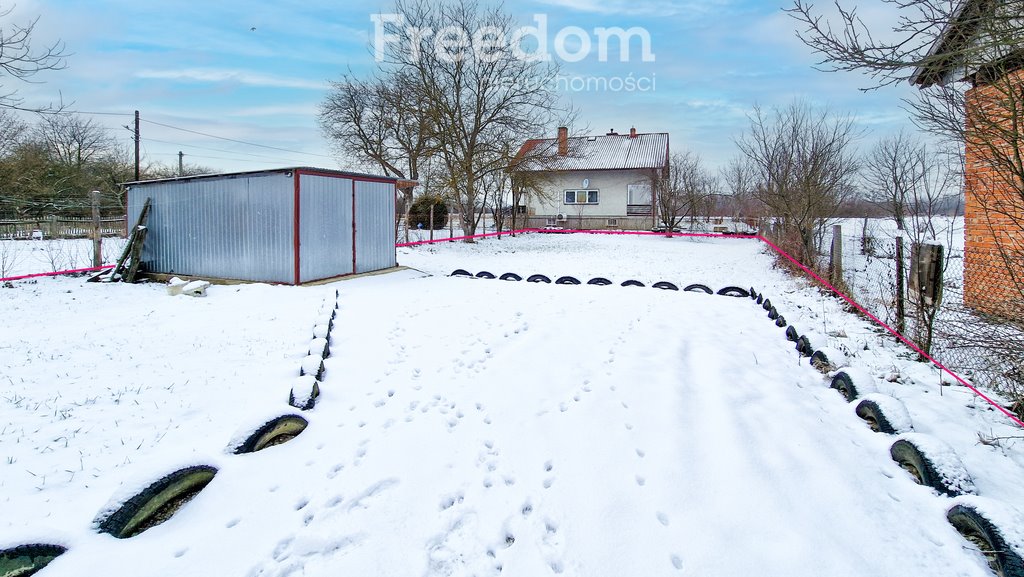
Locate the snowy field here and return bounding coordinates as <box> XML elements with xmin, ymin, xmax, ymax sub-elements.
<box><xmin>0</xmin><ymin>237</ymin><xmax>128</xmax><ymax>279</ymax></box>
<box><xmin>1</xmin><ymin>233</ymin><xmax>1022</xmax><ymax>576</ymax></box>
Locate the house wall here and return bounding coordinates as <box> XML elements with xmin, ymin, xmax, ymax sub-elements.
<box><xmin>963</xmin><ymin>67</ymin><xmax>1024</xmax><ymax>318</ymax></box>
<box><xmin>525</xmin><ymin>169</ymin><xmax>657</xmax><ymax>229</ymax></box>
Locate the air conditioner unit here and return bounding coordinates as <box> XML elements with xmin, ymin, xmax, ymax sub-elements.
<box><xmin>556</xmin><ymin>213</ymin><xmax>567</xmax><ymax>222</ymax></box>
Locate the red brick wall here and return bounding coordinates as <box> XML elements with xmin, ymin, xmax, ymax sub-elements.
<box><xmin>964</xmin><ymin>68</ymin><xmax>1024</xmax><ymax>318</ymax></box>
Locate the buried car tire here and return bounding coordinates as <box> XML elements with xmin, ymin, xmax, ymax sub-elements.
<box><xmin>652</xmin><ymin>281</ymin><xmax>679</xmax><ymax>291</ymax></box>
<box><xmin>233</xmin><ymin>414</ymin><xmax>310</xmax><ymax>454</ymax></box>
<box><xmin>499</xmin><ymin>272</ymin><xmax>522</xmax><ymax>281</ymax></box>
<box><xmin>587</xmin><ymin>277</ymin><xmax>612</xmax><ymax>286</ymax></box>
<box><xmin>717</xmin><ymin>286</ymin><xmax>750</xmax><ymax>297</ymax></box>
<box><xmin>96</xmin><ymin>465</ymin><xmax>218</xmax><ymax>538</ymax></box>
<box><xmin>889</xmin><ymin>436</ymin><xmax>976</xmax><ymax>497</ymax></box>
<box><xmin>0</xmin><ymin>544</ymin><xmax>67</xmax><ymax>576</ymax></box>
<box><xmin>527</xmin><ymin>274</ymin><xmax>551</xmax><ymax>284</ymax></box>
<box><xmin>947</xmin><ymin>503</ymin><xmax>1024</xmax><ymax>577</ymax></box>
<box><xmin>683</xmin><ymin>283</ymin><xmax>712</xmax><ymax>294</ymax></box>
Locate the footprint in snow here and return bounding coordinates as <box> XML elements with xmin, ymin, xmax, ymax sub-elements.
<box><xmin>656</xmin><ymin>512</ymin><xmax>669</xmax><ymax>526</ymax></box>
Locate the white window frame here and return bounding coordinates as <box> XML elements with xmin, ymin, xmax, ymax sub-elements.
<box><xmin>564</xmin><ymin>189</ymin><xmax>600</xmax><ymax>205</ymax></box>
<box><xmin>545</xmin><ymin>217</ymin><xmax>557</xmax><ymax>226</ymax></box>
<box><xmin>627</xmin><ymin>183</ymin><xmax>652</xmax><ymax>205</ymax></box>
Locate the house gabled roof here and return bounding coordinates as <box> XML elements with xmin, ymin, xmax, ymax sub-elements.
<box><xmin>516</xmin><ymin>132</ymin><xmax>669</xmax><ymax>172</ymax></box>
<box><xmin>910</xmin><ymin>0</ymin><xmax>1024</xmax><ymax>88</ymax></box>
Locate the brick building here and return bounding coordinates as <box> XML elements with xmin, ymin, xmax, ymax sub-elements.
<box><xmin>912</xmin><ymin>1</ymin><xmax>1024</xmax><ymax>319</ymax></box>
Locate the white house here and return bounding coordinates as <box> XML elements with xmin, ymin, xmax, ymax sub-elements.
<box><xmin>513</xmin><ymin>127</ymin><xmax>669</xmax><ymax>230</ymax></box>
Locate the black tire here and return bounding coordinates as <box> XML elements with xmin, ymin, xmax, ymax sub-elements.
<box><xmin>652</xmin><ymin>281</ymin><xmax>679</xmax><ymax>291</ymax></box>
<box><xmin>621</xmin><ymin>280</ymin><xmax>645</xmax><ymax>287</ymax></box>
<box><xmin>555</xmin><ymin>276</ymin><xmax>581</xmax><ymax>285</ymax></box>
<box><xmin>890</xmin><ymin>439</ymin><xmax>973</xmax><ymax>497</ymax></box>
<box><xmin>775</xmin><ymin>315</ymin><xmax>787</xmax><ymax>328</ymax></box>
<box><xmin>475</xmin><ymin>271</ymin><xmax>496</xmax><ymax>279</ymax></box>
<box><xmin>96</xmin><ymin>465</ymin><xmax>218</xmax><ymax>538</ymax></box>
<box><xmin>947</xmin><ymin>504</ymin><xmax>1024</xmax><ymax>577</ymax></box>
<box><xmin>767</xmin><ymin>306</ymin><xmax>779</xmax><ymax>320</ymax></box>
<box><xmin>717</xmin><ymin>286</ymin><xmax>750</xmax><ymax>297</ymax></box>
<box><xmin>855</xmin><ymin>399</ymin><xmax>899</xmax><ymax>434</ymax></box>
<box><xmin>683</xmin><ymin>283</ymin><xmax>713</xmax><ymax>294</ymax></box>
<box><xmin>830</xmin><ymin>371</ymin><xmax>859</xmax><ymax>401</ymax></box>
<box><xmin>762</xmin><ymin>298</ymin><xmax>773</xmax><ymax>311</ymax></box>
<box><xmin>785</xmin><ymin>326</ymin><xmax>799</xmax><ymax>342</ymax></box>
<box><xmin>796</xmin><ymin>336</ymin><xmax>813</xmax><ymax>357</ymax></box>
<box><xmin>587</xmin><ymin>277</ymin><xmax>612</xmax><ymax>286</ymax></box>
<box><xmin>0</xmin><ymin>544</ymin><xmax>66</xmax><ymax>576</ymax></box>
<box><xmin>300</xmin><ymin>356</ymin><xmax>325</xmax><ymax>381</ymax></box>
<box><xmin>749</xmin><ymin>287</ymin><xmax>758</xmax><ymax>299</ymax></box>
<box><xmin>756</xmin><ymin>293</ymin><xmax>764</xmax><ymax>304</ymax></box>
<box><xmin>499</xmin><ymin>272</ymin><xmax>522</xmax><ymax>281</ymax></box>
<box><xmin>233</xmin><ymin>415</ymin><xmax>310</xmax><ymax>454</ymax></box>
<box><xmin>450</xmin><ymin>269</ymin><xmax>472</xmax><ymax>277</ymax></box>
<box><xmin>810</xmin><ymin>350</ymin><xmax>835</xmax><ymax>373</ymax></box>
<box><xmin>527</xmin><ymin>274</ymin><xmax>551</xmax><ymax>284</ymax></box>
<box><xmin>289</xmin><ymin>381</ymin><xmax>321</xmax><ymax>411</ymax></box>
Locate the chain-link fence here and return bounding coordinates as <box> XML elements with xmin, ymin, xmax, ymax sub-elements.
<box><xmin>825</xmin><ymin>218</ymin><xmax>1023</xmax><ymax>412</ymax></box>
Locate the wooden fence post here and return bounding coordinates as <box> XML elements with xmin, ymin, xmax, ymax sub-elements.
<box><xmin>91</xmin><ymin>190</ymin><xmax>102</xmax><ymax>267</ymax></box>
<box><xmin>895</xmin><ymin>236</ymin><xmax>906</xmax><ymax>334</ymax></box>
<box><xmin>829</xmin><ymin>224</ymin><xmax>843</xmax><ymax>285</ymax></box>
<box><xmin>429</xmin><ymin>204</ymin><xmax>435</xmax><ymax>242</ymax></box>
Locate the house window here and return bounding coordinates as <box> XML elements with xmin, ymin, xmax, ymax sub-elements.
<box><xmin>545</xmin><ymin>217</ymin><xmax>557</xmax><ymax>226</ymax></box>
<box><xmin>627</xmin><ymin>183</ymin><xmax>652</xmax><ymax>204</ymax></box>
<box><xmin>564</xmin><ymin>189</ymin><xmax>599</xmax><ymax>204</ymax></box>
<box><xmin>606</xmin><ymin>218</ymin><xmax>618</xmax><ymax>227</ymax></box>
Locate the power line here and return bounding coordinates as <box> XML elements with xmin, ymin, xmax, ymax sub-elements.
<box><xmin>140</xmin><ymin>136</ymin><xmax>317</xmax><ymax>164</ymax></box>
<box><xmin>141</xmin><ymin>118</ymin><xmax>334</xmax><ymax>159</ymax></box>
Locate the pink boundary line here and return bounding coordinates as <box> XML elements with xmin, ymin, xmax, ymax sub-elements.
<box><xmin>0</xmin><ymin>264</ymin><xmax>113</xmax><ymax>282</ymax></box>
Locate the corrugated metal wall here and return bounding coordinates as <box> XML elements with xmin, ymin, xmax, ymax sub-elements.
<box><xmin>127</xmin><ymin>173</ymin><xmax>294</xmax><ymax>283</ymax></box>
<box><xmin>354</xmin><ymin>180</ymin><xmax>397</xmax><ymax>273</ymax></box>
<box><xmin>299</xmin><ymin>175</ymin><xmax>353</xmax><ymax>283</ymax></box>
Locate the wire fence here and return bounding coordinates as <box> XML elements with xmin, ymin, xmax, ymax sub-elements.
<box><xmin>0</xmin><ymin>216</ymin><xmax>127</xmax><ymax>240</ymax></box>
<box><xmin>826</xmin><ymin>220</ymin><xmax>1023</xmax><ymax>410</ymax></box>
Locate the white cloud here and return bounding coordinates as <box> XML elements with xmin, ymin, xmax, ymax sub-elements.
<box><xmin>135</xmin><ymin>69</ymin><xmax>327</xmax><ymax>91</ymax></box>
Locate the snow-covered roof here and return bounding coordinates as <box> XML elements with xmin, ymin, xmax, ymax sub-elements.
<box><xmin>516</xmin><ymin>132</ymin><xmax>669</xmax><ymax>172</ymax></box>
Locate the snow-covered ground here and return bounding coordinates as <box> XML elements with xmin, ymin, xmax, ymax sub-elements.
<box><xmin>0</xmin><ymin>238</ymin><xmax>128</xmax><ymax>279</ymax></box>
<box><xmin>1</xmin><ymin>233</ymin><xmax>1022</xmax><ymax>577</ymax></box>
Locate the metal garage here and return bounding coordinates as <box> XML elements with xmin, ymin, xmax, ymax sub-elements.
<box><xmin>125</xmin><ymin>167</ymin><xmax>397</xmax><ymax>285</ymax></box>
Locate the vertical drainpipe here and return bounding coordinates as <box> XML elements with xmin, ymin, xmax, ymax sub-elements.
<box><xmin>352</xmin><ymin>178</ymin><xmax>358</xmax><ymax>274</ymax></box>
<box><xmin>293</xmin><ymin>170</ymin><xmax>302</xmax><ymax>285</ymax></box>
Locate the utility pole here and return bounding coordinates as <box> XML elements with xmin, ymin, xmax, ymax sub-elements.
<box><xmin>178</xmin><ymin>151</ymin><xmax>184</xmax><ymax>176</ymax></box>
<box><xmin>134</xmin><ymin>110</ymin><xmax>141</xmax><ymax>181</ymax></box>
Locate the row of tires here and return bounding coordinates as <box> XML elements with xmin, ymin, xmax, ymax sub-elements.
<box><xmin>450</xmin><ymin>269</ymin><xmax>752</xmax><ymax>296</ymax></box>
<box><xmin>0</xmin><ymin>293</ymin><xmax>340</xmax><ymax>575</ymax></box>
<box><xmin>748</xmin><ymin>287</ymin><xmax>1023</xmax><ymax>577</ymax></box>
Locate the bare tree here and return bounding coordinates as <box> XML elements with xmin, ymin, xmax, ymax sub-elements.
<box><xmin>736</xmin><ymin>101</ymin><xmax>860</xmax><ymax>264</ymax></box>
<box><xmin>863</xmin><ymin>130</ymin><xmax>923</xmax><ymax>231</ymax></box>
<box><xmin>720</xmin><ymin>155</ymin><xmax>758</xmax><ymax>228</ymax></box>
<box><xmin>0</xmin><ymin>108</ymin><xmax>25</xmax><ymax>155</ymax></box>
<box><xmin>319</xmin><ymin>70</ymin><xmax>435</xmax><ymax>239</ymax></box>
<box><xmin>379</xmin><ymin>0</ymin><xmax>568</xmax><ymax>239</ymax></box>
<box><xmin>1</xmin><ymin>6</ymin><xmax>66</xmax><ymax>111</ymax></box>
<box><xmin>656</xmin><ymin>151</ymin><xmax>716</xmax><ymax>231</ymax></box>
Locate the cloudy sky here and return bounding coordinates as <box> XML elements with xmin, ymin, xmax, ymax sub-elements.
<box><xmin>6</xmin><ymin>0</ymin><xmax>921</xmax><ymax>174</ymax></box>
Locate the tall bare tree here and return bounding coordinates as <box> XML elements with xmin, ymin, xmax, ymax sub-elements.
<box><xmin>736</xmin><ymin>101</ymin><xmax>860</xmax><ymax>264</ymax></box>
<box><xmin>378</xmin><ymin>0</ymin><xmax>568</xmax><ymax>239</ymax></box>
<box><xmin>656</xmin><ymin>151</ymin><xmax>716</xmax><ymax>231</ymax></box>
<box><xmin>1</xmin><ymin>5</ymin><xmax>66</xmax><ymax>111</ymax></box>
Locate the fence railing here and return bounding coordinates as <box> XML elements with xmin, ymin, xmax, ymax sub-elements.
<box><xmin>0</xmin><ymin>216</ymin><xmax>127</xmax><ymax>240</ymax></box>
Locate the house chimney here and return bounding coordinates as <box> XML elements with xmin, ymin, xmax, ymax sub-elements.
<box><xmin>629</xmin><ymin>126</ymin><xmax>637</xmax><ymax>138</ymax></box>
<box><xmin>557</xmin><ymin>126</ymin><xmax>568</xmax><ymax>156</ymax></box>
